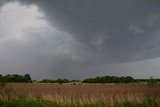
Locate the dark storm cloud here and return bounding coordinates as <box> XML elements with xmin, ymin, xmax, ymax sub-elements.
<box><xmin>1</xmin><ymin>0</ymin><xmax>160</xmax><ymax>79</ymax></box>
<box><xmin>0</xmin><ymin>0</ymin><xmax>8</xmax><ymax>6</ymax></box>
<box><xmin>15</xmin><ymin>0</ymin><xmax>160</xmax><ymax>63</ymax></box>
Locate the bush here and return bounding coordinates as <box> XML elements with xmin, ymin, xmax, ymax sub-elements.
<box><xmin>147</xmin><ymin>77</ymin><xmax>157</xmax><ymax>87</ymax></box>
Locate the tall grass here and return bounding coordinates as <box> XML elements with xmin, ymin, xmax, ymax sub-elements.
<box><xmin>0</xmin><ymin>98</ymin><xmax>159</xmax><ymax>107</ymax></box>
<box><xmin>0</xmin><ymin>83</ymin><xmax>159</xmax><ymax>107</ymax></box>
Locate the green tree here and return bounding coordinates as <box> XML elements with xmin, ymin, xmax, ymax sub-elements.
<box><xmin>147</xmin><ymin>77</ymin><xmax>157</xmax><ymax>87</ymax></box>
<box><xmin>24</xmin><ymin>74</ymin><xmax>32</xmax><ymax>83</ymax></box>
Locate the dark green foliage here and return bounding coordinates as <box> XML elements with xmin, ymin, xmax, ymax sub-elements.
<box><xmin>0</xmin><ymin>74</ymin><xmax>32</xmax><ymax>83</ymax></box>
<box><xmin>55</xmin><ymin>79</ymin><xmax>70</xmax><ymax>84</ymax></box>
<box><xmin>82</xmin><ymin>76</ymin><xmax>135</xmax><ymax>84</ymax></box>
<box><xmin>136</xmin><ymin>78</ymin><xmax>160</xmax><ymax>83</ymax></box>
<box><xmin>70</xmin><ymin>80</ymin><xmax>81</xmax><ymax>82</ymax></box>
<box><xmin>40</xmin><ymin>79</ymin><xmax>70</xmax><ymax>84</ymax></box>
<box><xmin>24</xmin><ymin>74</ymin><xmax>32</xmax><ymax>83</ymax></box>
<box><xmin>147</xmin><ymin>77</ymin><xmax>157</xmax><ymax>87</ymax></box>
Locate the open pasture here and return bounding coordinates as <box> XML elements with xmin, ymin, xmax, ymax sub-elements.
<box><xmin>0</xmin><ymin>83</ymin><xmax>160</xmax><ymax>106</ymax></box>
<box><xmin>7</xmin><ymin>83</ymin><xmax>160</xmax><ymax>101</ymax></box>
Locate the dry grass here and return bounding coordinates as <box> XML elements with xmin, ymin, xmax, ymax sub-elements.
<box><xmin>6</xmin><ymin>83</ymin><xmax>160</xmax><ymax>100</ymax></box>
<box><xmin>0</xmin><ymin>83</ymin><xmax>160</xmax><ymax>106</ymax></box>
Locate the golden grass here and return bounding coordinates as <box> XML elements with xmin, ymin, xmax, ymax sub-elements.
<box><xmin>0</xmin><ymin>83</ymin><xmax>160</xmax><ymax>105</ymax></box>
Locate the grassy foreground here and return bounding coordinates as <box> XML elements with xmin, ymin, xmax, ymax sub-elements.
<box><xmin>0</xmin><ymin>98</ymin><xmax>159</xmax><ymax>107</ymax></box>
<box><xmin>0</xmin><ymin>83</ymin><xmax>160</xmax><ymax>107</ymax></box>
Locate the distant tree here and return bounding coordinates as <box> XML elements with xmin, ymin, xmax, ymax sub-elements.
<box><xmin>124</xmin><ymin>76</ymin><xmax>134</xmax><ymax>83</ymax></box>
<box><xmin>41</xmin><ymin>79</ymin><xmax>48</xmax><ymax>83</ymax></box>
<box><xmin>0</xmin><ymin>74</ymin><xmax>32</xmax><ymax>83</ymax></box>
<box><xmin>24</xmin><ymin>74</ymin><xmax>32</xmax><ymax>83</ymax></box>
<box><xmin>40</xmin><ymin>78</ymin><xmax>70</xmax><ymax>84</ymax></box>
<box><xmin>82</xmin><ymin>76</ymin><xmax>135</xmax><ymax>84</ymax></box>
<box><xmin>70</xmin><ymin>80</ymin><xmax>80</xmax><ymax>82</ymax></box>
<box><xmin>4</xmin><ymin>74</ymin><xmax>11</xmax><ymax>82</ymax></box>
<box><xmin>147</xmin><ymin>77</ymin><xmax>157</xmax><ymax>87</ymax></box>
<box><xmin>55</xmin><ymin>79</ymin><xmax>69</xmax><ymax>84</ymax></box>
<box><xmin>0</xmin><ymin>75</ymin><xmax>3</xmax><ymax>82</ymax></box>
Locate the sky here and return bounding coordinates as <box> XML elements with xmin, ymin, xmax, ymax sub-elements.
<box><xmin>0</xmin><ymin>0</ymin><xmax>160</xmax><ymax>80</ymax></box>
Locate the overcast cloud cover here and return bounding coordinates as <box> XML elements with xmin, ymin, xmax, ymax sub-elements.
<box><xmin>0</xmin><ymin>0</ymin><xmax>160</xmax><ymax>80</ymax></box>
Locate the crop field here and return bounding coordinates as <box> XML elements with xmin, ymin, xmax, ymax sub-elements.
<box><xmin>0</xmin><ymin>83</ymin><xmax>160</xmax><ymax>107</ymax></box>
<box><xmin>7</xmin><ymin>83</ymin><xmax>160</xmax><ymax>98</ymax></box>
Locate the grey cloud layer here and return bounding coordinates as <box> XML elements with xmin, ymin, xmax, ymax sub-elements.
<box><xmin>0</xmin><ymin>0</ymin><xmax>160</xmax><ymax>79</ymax></box>
<box><xmin>16</xmin><ymin>0</ymin><xmax>160</xmax><ymax>63</ymax></box>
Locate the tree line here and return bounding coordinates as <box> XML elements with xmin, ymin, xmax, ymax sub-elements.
<box><xmin>40</xmin><ymin>76</ymin><xmax>136</xmax><ymax>84</ymax></box>
<box><xmin>82</xmin><ymin>76</ymin><xmax>160</xmax><ymax>84</ymax></box>
<box><xmin>40</xmin><ymin>79</ymin><xmax>70</xmax><ymax>84</ymax></box>
<box><xmin>82</xmin><ymin>76</ymin><xmax>136</xmax><ymax>84</ymax></box>
<box><xmin>39</xmin><ymin>79</ymin><xmax>81</xmax><ymax>84</ymax></box>
<box><xmin>0</xmin><ymin>74</ymin><xmax>159</xmax><ymax>84</ymax></box>
<box><xmin>0</xmin><ymin>74</ymin><xmax>32</xmax><ymax>83</ymax></box>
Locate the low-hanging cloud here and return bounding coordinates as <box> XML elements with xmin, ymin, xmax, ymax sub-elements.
<box><xmin>0</xmin><ymin>0</ymin><xmax>160</xmax><ymax>79</ymax></box>
<box><xmin>16</xmin><ymin>0</ymin><xmax>160</xmax><ymax>63</ymax></box>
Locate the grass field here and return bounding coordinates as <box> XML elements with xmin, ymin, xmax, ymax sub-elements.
<box><xmin>0</xmin><ymin>83</ymin><xmax>160</xmax><ymax>107</ymax></box>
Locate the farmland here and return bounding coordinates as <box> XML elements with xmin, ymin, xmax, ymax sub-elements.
<box><xmin>0</xmin><ymin>83</ymin><xmax>160</xmax><ymax>107</ymax></box>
